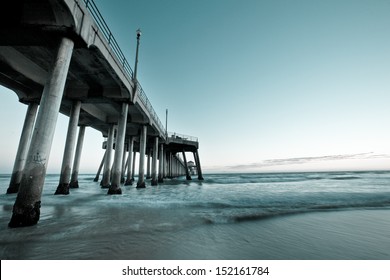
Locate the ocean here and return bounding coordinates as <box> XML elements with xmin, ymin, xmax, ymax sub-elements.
<box><xmin>1</xmin><ymin>171</ymin><xmax>390</xmax><ymax>260</ymax></box>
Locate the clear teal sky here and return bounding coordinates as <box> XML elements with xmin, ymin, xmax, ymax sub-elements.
<box><xmin>1</xmin><ymin>0</ymin><xmax>390</xmax><ymax>173</ymax></box>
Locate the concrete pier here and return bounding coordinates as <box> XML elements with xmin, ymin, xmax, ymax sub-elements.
<box><xmin>108</xmin><ymin>103</ymin><xmax>128</xmax><ymax>194</ymax></box>
<box><xmin>101</xmin><ymin>125</ymin><xmax>115</xmax><ymax>188</ymax></box>
<box><xmin>7</xmin><ymin>103</ymin><xmax>38</xmax><ymax>194</ymax></box>
<box><xmin>182</xmin><ymin>151</ymin><xmax>192</xmax><ymax>180</ymax></box>
<box><xmin>194</xmin><ymin>150</ymin><xmax>204</xmax><ymax>180</ymax></box>
<box><xmin>131</xmin><ymin>149</ymin><xmax>136</xmax><ymax>182</ymax></box>
<box><xmin>158</xmin><ymin>143</ymin><xmax>164</xmax><ymax>183</ymax></box>
<box><xmin>69</xmin><ymin>125</ymin><xmax>86</xmax><ymax>188</ymax></box>
<box><xmin>9</xmin><ymin>37</ymin><xmax>74</xmax><ymax>227</ymax></box>
<box><xmin>1</xmin><ymin>0</ymin><xmax>204</xmax><ymax>228</ymax></box>
<box><xmin>137</xmin><ymin>125</ymin><xmax>147</xmax><ymax>188</ymax></box>
<box><xmin>94</xmin><ymin>151</ymin><xmax>106</xmax><ymax>182</ymax></box>
<box><xmin>125</xmin><ymin>136</ymin><xmax>134</xmax><ymax>185</ymax></box>
<box><xmin>146</xmin><ymin>149</ymin><xmax>151</xmax><ymax>179</ymax></box>
<box><xmin>121</xmin><ymin>147</ymin><xmax>127</xmax><ymax>183</ymax></box>
<box><xmin>55</xmin><ymin>100</ymin><xmax>81</xmax><ymax>195</ymax></box>
<box><xmin>151</xmin><ymin>137</ymin><xmax>159</xmax><ymax>186</ymax></box>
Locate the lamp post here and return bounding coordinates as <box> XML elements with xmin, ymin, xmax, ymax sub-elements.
<box><xmin>133</xmin><ymin>28</ymin><xmax>142</xmax><ymax>80</ymax></box>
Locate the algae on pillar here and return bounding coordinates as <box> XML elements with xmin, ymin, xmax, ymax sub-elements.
<box><xmin>55</xmin><ymin>100</ymin><xmax>81</xmax><ymax>195</ymax></box>
<box><xmin>9</xmin><ymin>37</ymin><xmax>74</xmax><ymax>227</ymax></box>
<box><xmin>7</xmin><ymin>102</ymin><xmax>38</xmax><ymax>194</ymax></box>
<box><xmin>108</xmin><ymin>103</ymin><xmax>128</xmax><ymax>194</ymax></box>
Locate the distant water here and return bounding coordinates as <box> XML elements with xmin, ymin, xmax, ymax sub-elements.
<box><xmin>1</xmin><ymin>171</ymin><xmax>390</xmax><ymax>259</ymax></box>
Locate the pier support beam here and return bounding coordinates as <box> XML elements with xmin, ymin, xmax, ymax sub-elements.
<box><xmin>131</xmin><ymin>148</ymin><xmax>136</xmax><ymax>183</ymax></box>
<box><xmin>137</xmin><ymin>125</ymin><xmax>147</xmax><ymax>188</ymax></box>
<box><xmin>94</xmin><ymin>150</ymin><xmax>106</xmax><ymax>182</ymax></box>
<box><xmin>125</xmin><ymin>136</ymin><xmax>134</xmax><ymax>185</ymax></box>
<box><xmin>146</xmin><ymin>149</ymin><xmax>151</xmax><ymax>179</ymax></box>
<box><xmin>55</xmin><ymin>100</ymin><xmax>81</xmax><ymax>195</ymax></box>
<box><xmin>193</xmin><ymin>150</ymin><xmax>204</xmax><ymax>180</ymax></box>
<box><xmin>101</xmin><ymin>125</ymin><xmax>115</xmax><ymax>188</ymax></box>
<box><xmin>108</xmin><ymin>103</ymin><xmax>128</xmax><ymax>194</ymax></box>
<box><xmin>120</xmin><ymin>144</ymin><xmax>127</xmax><ymax>184</ymax></box>
<box><xmin>151</xmin><ymin>137</ymin><xmax>158</xmax><ymax>186</ymax></box>
<box><xmin>69</xmin><ymin>125</ymin><xmax>85</xmax><ymax>188</ymax></box>
<box><xmin>7</xmin><ymin>103</ymin><xmax>38</xmax><ymax>194</ymax></box>
<box><xmin>158</xmin><ymin>143</ymin><xmax>164</xmax><ymax>183</ymax></box>
<box><xmin>182</xmin><ymin>151</ymin><xmax>191</xmax><ymax>180</ymax></box>
<box><xmin>9</xmin><ymin>37</ymin><xmax>74</xmax><ymax>227</ymax></box>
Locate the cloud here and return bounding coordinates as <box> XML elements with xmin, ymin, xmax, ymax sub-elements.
<box><xmin>224</xmin><ymin>152</ymin><xmax>390</xmax><ymax>170</ymax></box>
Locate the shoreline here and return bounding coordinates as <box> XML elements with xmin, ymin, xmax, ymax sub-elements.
<box><xmin>1</xmin><ymin>208</ymin><xmax>389</xmax><ymax>260</ymax></box>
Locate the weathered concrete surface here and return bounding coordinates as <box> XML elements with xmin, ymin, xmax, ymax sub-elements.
<box><xmin>7</xmin><ymin>102</ymin><xmax>38</xmax><ymax>194</ymax></box>
<box><xmin>70</xmin><ymin>125</ymin><xmax>86</xmax><ymax>188</ymax></box>
<box><xmin>158</xmin><ymin>144</ymin><xmax>164</xmax><ymax>183</ymax></box>
<box><xmin>9</xmin><ymin>37</ymin><xmax>74</xmax><ymax>227</ymax></box>
<box><xmin>137</xmin><ymin>125</ymin><xmax>147</xmax><ymax>188</ymax></box>
<box><xmin>108</xmin><ymin>103</ymin><xmax>128</xmax><ymax>195</ymax></box>
<box><xmin>125</xmin><ymin>136</ymin><xmax>134</xmax><ymax>185</ymax></box>
<box><xmin>55</xmin><ymin>100</ymin><xmax>81</xmax><ymax>195</ymax></box>
<box><xmin>101</xmin><ymin>125</ymin><xmax>115</xmax><ymax>188</ymax></box>
<box><xmin>151</xmin><ymin>137</ymin><xmax>159</xmax><ymax>186</ymax></box>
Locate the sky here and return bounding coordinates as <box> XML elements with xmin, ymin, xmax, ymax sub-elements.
<box><xmin>1</xmin><ymin>0</ymin><xmax>390</xmax><ymax>173</ymax></box>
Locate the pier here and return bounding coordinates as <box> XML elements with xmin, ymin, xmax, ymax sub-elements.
<box><xmin>0</xmin><ymin>0</ymin><xmax>203</xmax><ymax>227</ymax></box>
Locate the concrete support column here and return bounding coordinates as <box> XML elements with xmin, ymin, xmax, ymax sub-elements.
<box><xmin>94</xmin><ymin>150</ymin><xmax>106</xmax><ymax>182</ymax></box>
<box><xmin>194</xmin><ymin>150</ymin><xmax>204</xmax><ymax>180</ymax></box>
<box><xmin>169</xmin><ymin>153</ymin><xmax>173</xmax><ymax>178</ymax></box>
<box><xmin>131</xmin><ymin>148</ymin><xmax>136</xmax><ymax>182</ymax></box>
<box><xmin>137</xmin><ymin>125</ymin><xmax>147</xmax><ymax>188</ymax></box>
<box><xmin>120</xmin><ymin>143</ymin><xmax>127</xmax><ymax>183</ymax></box>
<box><xmin>101</xmin><ymin>125</ymin><xmax>115</xmax><ymax>188</ymax></box>
<box><xmin>125</xmin><ymin>136</ymin><xmax>134</xmax><ymax>185</ymax></box>
<box><xmin>164</xmin><ymin>152</ymin><xmax>168</xmax><ymax>178</ymax></box>
<box><xmin>9</xmin><ymin>37</ymin><xmax>74</xmax><ymax>227</ymax></box>
<box><xmin>108</xmin><ymin>103</ymin><xmax>128</xmax><ymax>194</ymax></box>
<box><xmin>146</xmin><ymin>149</ymin><xmax>151</xmax><ymax>179</ymax></box>
<box><xmin>151</xmin><ymin>137</ymin><xmax>159</xmax><ymax>186</ymax></box>
<box><xmin>182</xmin><ymin>151</ymin><xmax>191</xmax><ymax>180</ymax></box>
<box><xmin>55</xmin><ymin>100</ymin><xmax>81</xmax><ymax>195</ymax></box>
<box><xmin>158</xmin><ymin>143</ymin><xmax>164</xmax><ymax>183</ymax></box>
<box><xmin>69</xmin><ymin>125</ymin><xmax>86</xmax><ymax>188</ymax></box>
<box><xmin>7</xmin><ymin>103</ymin><xmax>38</xmax><ymax>194</ymax></box>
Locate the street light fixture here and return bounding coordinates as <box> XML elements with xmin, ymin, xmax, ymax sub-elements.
<box><xmin>133</xmin><ymin>28</ymin><xmax>142</xmax><ymax>80</ymax></box>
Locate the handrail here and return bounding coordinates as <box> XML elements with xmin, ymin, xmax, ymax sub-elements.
<box><xmin>81</xmin><ymin>0</ymin><xmax>166</xmax><ymax>137</ymax></box>
<box><xmin>83</xmin><ymin>0</ymin><xmax>134</xmax><ymax>79</ymax></box>
<box><xmin>168</xmin><ymin>132</ymin><xmax>198</xmax><ymax>143</ymax></box>
<box><xmin>136</xmin><ymin>81</ymin><xmax>165</xmax><ymax>136</ymax></box>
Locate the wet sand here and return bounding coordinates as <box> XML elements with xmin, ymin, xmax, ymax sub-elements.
<box><xmin>114</xmin><ymin>208</ymin><xmax>389</xmax><ymax>260</ymax></box>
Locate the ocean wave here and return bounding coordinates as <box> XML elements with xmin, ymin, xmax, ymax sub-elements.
<box><xmin>330</xmin><ymin>176</ymin><xmax>361</xmax><ymax>180</ymax></box>
<box><xmin>200</xmin><ymin>200</ymin><xmax>390</xmax><ymax>225</ymax></box>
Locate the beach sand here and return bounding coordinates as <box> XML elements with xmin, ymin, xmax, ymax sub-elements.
<box><xmin>126</xmin><ymin>208</ymin><xmax>390</xmax><ymax>260</ymax></box>
<box><xmin>3</xmin><ymin>208</ymin><xmax>388</xmax><ymax>260</ymax></box>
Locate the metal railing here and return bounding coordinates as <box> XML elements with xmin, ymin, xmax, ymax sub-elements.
<box><xmin>81</xmin><ymin>0</ymin><xmax>166</xmax><ymax>136</ymax></box>
<box><xmin>83</xmin><ymin>0</ymin><xmax>134</xmax><ymax>78</ymax></box>
<box><xmin>136</xmin><ymin>81</ymin><xmax>165</xmax><ymax>135</ymax></box>
<box><xmin>168</xmin><ymin>132</ymin><xmax>198</xmax><ymax>143</ymax></box>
